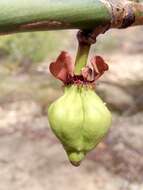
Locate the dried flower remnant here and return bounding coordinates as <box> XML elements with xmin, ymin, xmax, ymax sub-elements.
<box><xmin>49</xmin><ymin>51</ymin><xmax>109</xmax><ymax>85</ymax></box>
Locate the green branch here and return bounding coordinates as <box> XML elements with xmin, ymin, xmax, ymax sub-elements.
<box><xmin>0</xmin><ymin>0</ymin><xmax>142</xmax><ymax>35</ymax></box>
<box><xmin>0</xmin><ymin>0</ymin><xmax>111</xmax><ymax>34</ymax></box>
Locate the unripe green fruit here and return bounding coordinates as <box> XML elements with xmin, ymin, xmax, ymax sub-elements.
<box><xmin>48</xmin><ymin>85</ymin><xmax>112</xmax><ymax>166</ymax></box>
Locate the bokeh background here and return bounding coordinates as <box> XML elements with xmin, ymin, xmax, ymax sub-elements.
<box><xmin>0</xmin><ymin>27</ymin><xmax>142</xmax><ymax>190</ymax></box>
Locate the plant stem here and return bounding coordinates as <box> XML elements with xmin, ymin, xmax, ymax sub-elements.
<box><xmin>74</xmin><ymin>42</ymin><xmax>90</xmax><ymax>75</ymax></box>
<box><xmin>0</xmin><ymin>0</ymin><xmax>111</xmax><ymax>34</ymax></box>
<box><xmin>0</xmin><ymin>0</ymin><xmax>143</xmax><ymax>35</ymax></box>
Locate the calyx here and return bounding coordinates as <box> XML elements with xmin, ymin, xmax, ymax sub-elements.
<box><xmin>49</xmin><ymin>51</ymin><xmax>108</xmax><ymax>85</ymax></box>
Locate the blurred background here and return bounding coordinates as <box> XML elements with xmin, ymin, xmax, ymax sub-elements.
<box><xmin>0</xmin><ymin>27</ymin><xmax>142</xmax><ymax>190</ymax></box>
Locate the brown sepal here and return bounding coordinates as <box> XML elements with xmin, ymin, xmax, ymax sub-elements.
<box><xmin>49</xmin><ymin>52</ymin><xmax>109</xmax><ymax>85</ymax></box>
<box><xmin>91</xmin><ymin>56</ymin><xmax>109</xmax><ymax>80</ymax></box>
<box><xmin>49</xmin><ymin>51</ymin><xmax>74</xmax><ymax>83</ymax></box>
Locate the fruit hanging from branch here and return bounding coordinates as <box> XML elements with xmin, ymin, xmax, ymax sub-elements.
<box><xmin>47</xmin><ymin>30</ymin><xmax>112</xmax><ymax>166</ymax></box>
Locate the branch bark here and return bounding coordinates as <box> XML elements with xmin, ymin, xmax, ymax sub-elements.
<box><xmin>0</xmin><ymin>0</ymin><xmax>142</xmax><ymax>35</ymax></box>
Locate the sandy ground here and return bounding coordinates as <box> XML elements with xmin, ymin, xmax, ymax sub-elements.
<box><xmin>0</xmin><ymin>115</ymin><xmax>142</xmax><ymax>190</ymax></box>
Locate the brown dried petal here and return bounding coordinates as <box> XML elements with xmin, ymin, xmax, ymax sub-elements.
<box><xmin>91</xmin><ymin>56</ymin><xmax>109</xmax><ymax>80</ymax></box>
<box><xmin>49</xmin><ymin>51</ymin><xmax>74</xmax><ymax>82</ymax></box>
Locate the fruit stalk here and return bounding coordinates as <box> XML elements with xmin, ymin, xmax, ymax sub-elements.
<box><xmin>74</xmin><ymin>42</ymin><xmax>90</xmax><ymax>75</ymax></box>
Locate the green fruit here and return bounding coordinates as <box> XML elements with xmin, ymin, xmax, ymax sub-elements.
<box><xmin>48</xmin><ymin>85</ymin><xmax>112</xmax><ymax>166</ymax></box>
